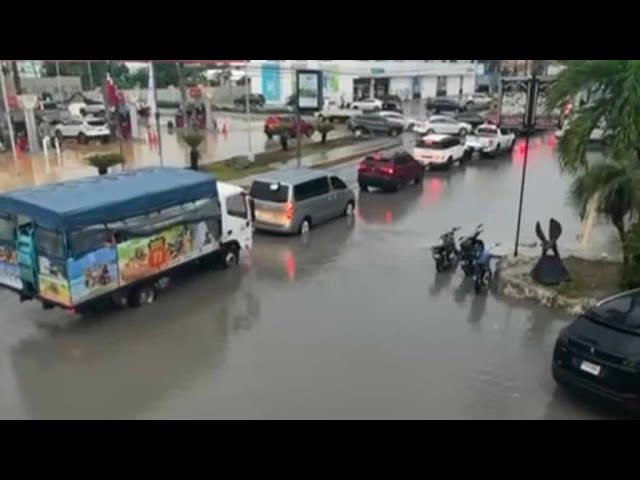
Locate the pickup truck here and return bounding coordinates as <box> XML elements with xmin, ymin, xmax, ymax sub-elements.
<box><xmin>464</xmin><ymin>124</ymin><xmax>516</xmax><ymax>157</ymax></box>
<box><xmin>314</xmin><ymin>100</ymin><xmax>359</xmax><ymax>123</ymax></box>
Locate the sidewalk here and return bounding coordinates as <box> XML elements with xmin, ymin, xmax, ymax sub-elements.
<box><xmin>232</xmin><ymin>137</ymin><xmax>402</xmax><ymax>189</ymax></box>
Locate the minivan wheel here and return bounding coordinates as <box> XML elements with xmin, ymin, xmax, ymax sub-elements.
<box><xmin>299</xmin><ymin>218</ymin><xmax>311</xmax><ymax>235</ymax></box>
<box><xmin>344</xmin><ymin>201</ymin><xmax>355</xmax><ymax>216</ymax></box>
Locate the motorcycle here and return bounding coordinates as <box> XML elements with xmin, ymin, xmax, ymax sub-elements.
<box><xmin>431</xmin><ymin>227</ymin><xmax>460</xmax><ymax>272</ymax></box>
<box><xmin>459</xmin><ymin>224</ymin><xmax>485</xmax><ymax>277</ymax></box>
<box><xmin>473</xmin><ymin>248</ymin><xmax>493</xmax><ymax>294</ymax></box>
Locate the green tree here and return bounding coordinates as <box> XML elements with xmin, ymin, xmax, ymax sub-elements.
<box><xmin>41</xmin><ymin>61</ymin><xmax>131</xmax><ymax>90</ymax></box>
<box><xmin>547</xmin><ymin>60</ymin><xmax>640</xmax><ymax>173</ymax></box>
<box><xmin>569</xmin><ymin>155</ymin><xmax>640</xmax><ymax>265</ymax></box>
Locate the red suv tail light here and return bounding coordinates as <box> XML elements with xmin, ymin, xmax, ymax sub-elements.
<box><xmin>380</xmin><ymin>166</ymin><xmax>395</xmax><ymax>176</ymax></box>
<box><xmin>358</xmin><ymin>164</ymin><xmax>369</xmax><ymax>172</ymax></box>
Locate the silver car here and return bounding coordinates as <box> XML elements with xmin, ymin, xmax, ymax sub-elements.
<box><xmin>249</xmin><ymin>168</ymin><xmax>356</xmax><ymax>235</ymax></box>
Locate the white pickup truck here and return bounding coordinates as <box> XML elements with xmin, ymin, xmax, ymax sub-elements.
<box><xmin>465</xmin><ymin>124</ymin><xmax>516</xmax><ymax>157</ymax></box>
<box><xmin>314</xmin><ymin>100</ymin><xmax>359</xmax><ymax>123</ymax></box>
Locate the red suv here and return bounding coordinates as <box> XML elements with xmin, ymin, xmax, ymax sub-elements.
<box><xmin>357</xmin><ymin>152</ymin><xmax>424</xmax><ymax>192</ymax></box>
<box><xmin>264</xmin><ymin>115</ymin><xmax>315</xmax><ymax>139</ymax></box>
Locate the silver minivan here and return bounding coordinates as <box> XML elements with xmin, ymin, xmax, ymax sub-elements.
<box><xmin>249</xmin><ymin>168</ymin><xmax>356</xmax><ymax>235</ymax></box>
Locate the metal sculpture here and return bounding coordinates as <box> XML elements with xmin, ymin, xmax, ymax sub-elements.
<box><xmin>530</xmin><ymin>218</ymin><xmax>570</xmax><ymax>285</ymax></box>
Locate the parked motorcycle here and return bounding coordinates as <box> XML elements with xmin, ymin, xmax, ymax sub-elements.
<box><xmin>459</xmin><ymin>224</ymin><xmax>485</xmax><ymax>277</ymax></box>
<box><xmin>431</xmin><ymin>227</ymin><xmax>460</xmax><ymax>272</ymax></box>
<box><xmin>473</xmin><ymin>248</ymin><xmax>493</xmax><ymax>294</ymax></box>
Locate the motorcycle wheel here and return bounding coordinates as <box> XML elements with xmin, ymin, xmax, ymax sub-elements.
<box><xmin>435</xmin><ymin>260</ymin><xmax>444</xmax><ymax>272</ymax></box>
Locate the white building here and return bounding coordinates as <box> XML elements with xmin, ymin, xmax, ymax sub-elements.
<box><xmin>247</xmin><ymin>60</ymin><xmax>477</xmax><ymax>104</ymax></box>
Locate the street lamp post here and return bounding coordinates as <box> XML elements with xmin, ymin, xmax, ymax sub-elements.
<box><xmin>513</xmin><ymin>73</ymin><xmax>539</xmax><ymax>257</ymax></box>
<box><xmin>0</xmin><ymin>63</ymin><xmax>18</xmax><ymax>171</ymax></box>
<box><xmin>245</xmin><ymin>61</ymin><xmax>254</xmax><ymax>163</ymax></box>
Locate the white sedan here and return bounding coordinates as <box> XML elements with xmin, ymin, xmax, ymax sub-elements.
<box><xmin>413</xmin><ymin>115</ymin><xmax>473</xmax><ymax>137</ymax></box>
<box><xmin>351</xmin><ymin>98</ymin><xmax>383</xmax><ymax>112</ymax></box>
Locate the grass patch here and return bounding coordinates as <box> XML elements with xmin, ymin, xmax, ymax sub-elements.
<box><xmin>201</xmin><ymin>135</ymin><xmax>377</xmax><ymax>181</ymax></box>
<box><xmin>550</xmin><ymin>256</ymin><xmax>621</xmax><ymax>300</ymax></box>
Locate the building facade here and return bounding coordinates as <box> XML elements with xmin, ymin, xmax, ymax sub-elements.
<box><xmin>247</xmin><ymin>60</ymin><xmax>477</xmax><ymax>104</ymax></box>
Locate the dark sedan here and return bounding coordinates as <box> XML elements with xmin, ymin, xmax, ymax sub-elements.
<box><xmin>426</xmin><ymin>97</ymin><xmax>465</xmax><ymax>113</ymax></box>
<box><xmin>552</xmin><ymin>289</ymin><xmax>640</xmax><ymax>415</ymax></box>
<box><xmin>454</xmin><ymin>111</ymin><xmax>486</xmax><ymax>129</ymax></box>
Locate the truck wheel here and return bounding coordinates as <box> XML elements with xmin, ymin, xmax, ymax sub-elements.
<box><xmin>222</xmin><ymin>245</ymin><xmax>240</xmax><ymax>269</ymax></box>
<box><xmin>458</xmin><ymin>128</ymin><xmax>467</xmax><ymax>137</ymax></box>
<box><xmin>128</xmin><ymin>283</ymin><xmax>156</xmax><ymax>308</ymax></box>
<box><xmin>354</xmin><ymin>127</ymin><xmax>365</xmax><ymax>138</ymax></box>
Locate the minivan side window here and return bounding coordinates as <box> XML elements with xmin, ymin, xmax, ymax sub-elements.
<box><xmin>294</xmin><ymin>177</ymin><xmax>330</xmax><ymax>201</ymax></box>
<box><xmin>226</xmin><ymin>193</ymin><xmax>248</xmax><ymax>219</ymax></box>
<box><xmin>330</xmin><ymin>176</ymin><xmax>347</xmax><ymax>190</ymax></box>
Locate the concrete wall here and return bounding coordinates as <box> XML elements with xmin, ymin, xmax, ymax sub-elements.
<box><xmin>20</xmin><ymin>76</ymin><xmax>82</xmax><ymax>98</ymax></box>
<box><xmin>420</xmin><ymin>77</ymin><xmax>437</xmax><ymax>98</ymax></box>
<box><xmin>390</xmin><ymin>77</ymin><xmax>412</xmax><ymax>100</ymax></box>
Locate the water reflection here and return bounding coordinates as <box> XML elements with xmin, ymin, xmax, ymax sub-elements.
<box><xmin>357</xmin><ymin>185</ymin><xmax>423</xmax><ymax>225</ymax></box>
<box><xmin>252</xmin><ymin>218</ymin><xmax>355</xmax><ymax>284</ymax></box>
<box><xmin>10</xmin><ymin>267</ymin><xmax>260</xmax><ymax>419</ymax></box>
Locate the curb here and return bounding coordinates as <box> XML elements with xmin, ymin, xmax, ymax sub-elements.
<box><xmin>495</xmin><ymin>255</ymin><xmax>597</xmax><ymax>316</ymax></box>
<box><xmin>232</xmin><ymin>139</ymin><xmax>402</xmax><ymax>189</ymax></box>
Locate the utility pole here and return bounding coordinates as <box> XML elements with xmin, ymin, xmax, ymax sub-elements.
<box><xmin>87</xmin><ymin>61</ymin><xmax>94</xmax><ymax>90</ymax></box>
<box><xmin>295</xmin><ymin>69</ymin><xmax>302</xmax><ymax>167</ymax></box>
<box><xmin>0</xmin><ymin>62</ymin><xmax>18</xmax><ymax>171</ymax></box>
<box><xmin>244</xmin><ymin>61</ymin><xmax>254</xmax><ymax>163</ymax></box>
<box><xmin>55</xmin><ymin>61</ymin><xmax>63</xmax><ymax>101</ymax></box>
<box><xmin>176</xmin><ymin>62</ymin><xmax>187</xmax><ymax>129</ymax></box>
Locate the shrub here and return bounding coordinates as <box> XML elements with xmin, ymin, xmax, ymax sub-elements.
<box><xmin>86</xmin><ymin>153</ymin><xmax>124</xmax><ymax>175</ymax></box>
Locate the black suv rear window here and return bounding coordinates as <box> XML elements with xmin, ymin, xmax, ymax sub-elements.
<box><xmin>250</xmin><ymin>181</ymin><xmax>290</xmax><ymax>203</ymax></box>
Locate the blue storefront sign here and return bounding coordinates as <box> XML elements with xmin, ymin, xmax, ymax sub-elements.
<box><xmin>262</xmin><ymin>63</ymin><xmax>281</xmax><ymax>102</ymax></box>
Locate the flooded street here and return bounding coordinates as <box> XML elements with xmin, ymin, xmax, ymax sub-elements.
<box><xmin>0</xmin><ymin>132</ymin><xmax>624</xmax><ymax>419</ymax></box>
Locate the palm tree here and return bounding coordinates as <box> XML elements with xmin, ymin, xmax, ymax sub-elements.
<box><xmin>547</xmin><ymin>60</ymin><xmax>640</xmax><ymax>173</ymax></box>
<box><xmin>569</xmin><ymin>155</ymin><xmax>640</xmax><ymax>265</ymax></box>
<box><xmin>180</xmin><ymin>132</ymin><xmax>204</xmax><ymax>170</ymax></box>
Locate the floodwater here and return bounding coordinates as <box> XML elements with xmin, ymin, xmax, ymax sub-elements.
<box><xmin>0</xmin><ymin>134</ymin><xmax>624</xmax><ymax>419</ymax></box>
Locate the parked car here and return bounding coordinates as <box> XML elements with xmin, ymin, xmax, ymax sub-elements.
<box><xmin>552</xmin><ymin>288</ymin><xmax>640</xmax><ymax>414</ymax></box>
<box><xmin>465</xmin><ymin>92</ymin><xmax>494</xmax><ymax>108</ymax></box>
<box><xmin>250</xmin><ymin>168</ymin><xmax>355</xmax><ymax>235</ymax></box>
<box><xmin>53</xmin><ymin>116</ymin><xmax>111</xmax><ymax>144</ymax></box>
<box><xmin>351</xmin><ymin>98</ymin><xmax>383</xmax><ymax>112</ymax></box>
<box><xmin>413</xmin><ymin>115</ymin><xmax>473</xmax><ymax>136</ymax></box>
<box><xmin>412</xmin><ymin>134</ymin><xmax>469</xmax><ymax>169</ymax></box>
<box><xmin>264</xmin><ymin>115</ymin><xmax>315</xmax><ymax>139</ymax></box>
<box><xmin>234</xmin><ymin>94</ymin><xmax>266</xmax><ymax>109</ymax></box>
<box><xmin>315</xmin><ymin>100</ymin><xmax>359</xmax><ymax>123</ymax></box>
<box><xmin>378</xmin><ymin>111</ymin><xmax>409</xmax><ymax>130</ymax></box>
<box><xmin>357</xmin><ymin>151</ymin><xmax>424</xmax><ymax>192</ymax></box>
<box><xmin>348</xmin><ymin>113</ymin><xmax>405</xmax><ymax>138</ymax></box>
<box><xmin>454</xmin><ymin>111</ymin><xmax>487</xmax><ymax>129</ymax></box>
<box><xmin>377</xmin><ymin>94</ymin><xmax>403</xmax><ymax>104</ymax></box>
<box><xmin>465</xmin><ymin>124</ymin><xmax>516</xmax><ymax>157</ymax></box>
<box><xmin>426</xmin><ymin>97</ymin><xmax>465</xmax><ymax>113</ymax></box>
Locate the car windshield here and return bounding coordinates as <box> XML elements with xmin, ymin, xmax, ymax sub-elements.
<box><xmin>475</xmin><ymin>128</ymin><xmax>497</xmax><ymax>136</ymax></box>
<box><xmin>587</xmin><ymin>293</ymin><xmax>640</xmax><ymax>332</ymax></box>
<box><xmin>250</xmin><ymin>181</ymin><xmax>289</xmax><ymax>203</ymax></box>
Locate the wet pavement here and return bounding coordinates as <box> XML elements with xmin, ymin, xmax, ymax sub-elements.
<box><xmin>0</xmin><ymin>132</ymin><xmax>625</xmax><ymax>419</ymax></box>
<box><xmin>0</xmin><ymin>116</ymin><xmax>347</xmax><ymax>190</ymax></box>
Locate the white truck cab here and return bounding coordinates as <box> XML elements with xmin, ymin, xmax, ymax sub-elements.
<box><xmin>217</xmin><ymin>182</ymin><xmax>253</xmax><ymax>253</ymax></box>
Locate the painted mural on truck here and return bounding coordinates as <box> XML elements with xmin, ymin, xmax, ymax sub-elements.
<box><xmin>38</xmin><ymin>256</ymin><xmax>71</xmax><ymax>306</ymax></box>
<box><xmin>117</xmin><ymin>221</ymin><xmax>216</xmax><ymax>286</ymax></box>
<box><xmin>0</xmin><ymin>245</ymin><xmax>22</xmax><ymax>290</ymax></box>
<box><xmin>67</xmin><ymin>247</ymin><xmax>119</xmax><ymax>304</ymax></box>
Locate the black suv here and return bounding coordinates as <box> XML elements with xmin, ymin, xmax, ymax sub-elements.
<box><xmin>426</xmin><ymin>97</ymin><xmax>465</xmax><ymax>113</ymax></box>
<box><xmin>234</xmin><ymin>93</ymin><xmax>266</xmax><ymax>108</ymax></box>
<box><xmin>552</xmin><ymin>288</ymin><xmax>640</xmax><ymax>414</ymax></box>
<box><xmin>348</xmin><ymin>113</ymin><xmax>404</xmax><ymax>138</ymax></box>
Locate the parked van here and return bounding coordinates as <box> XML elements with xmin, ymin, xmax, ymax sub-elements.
<box><xmin>249</xmin><ymin>168</ymin><xmax>355</xmax><ymax>235</ymax></box>
<box><xmin>0</xmin><ymin>168</ymin><xmax>253</xmax><ymax>313</ymax></box>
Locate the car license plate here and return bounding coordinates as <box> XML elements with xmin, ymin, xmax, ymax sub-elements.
<box><xmin>580</xmin><ymin>360</ymin><xmax>601</xmax><ymax>376</ymax></box>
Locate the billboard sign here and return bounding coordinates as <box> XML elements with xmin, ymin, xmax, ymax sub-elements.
<box><xmin>296</xmin><ymin>69</ymin><xmax>323</xmax><ymax>112</ymax></box>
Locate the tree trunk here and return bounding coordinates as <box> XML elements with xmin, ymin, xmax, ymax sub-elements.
<box><xmin>280</xmin><ymin>135</ymin><xmax>289</xmax><ymax>151</ymax></box>
<box><xmin>321</xmin><ymin>132</ymin><xmax>327</xmax><ymax>144</ymax></box>
<box><xmin>614</xmin><ymin>218</ymin><xmax>629</xmax><ymax>265</ymax></box>
<box><xmin>11</xmin><ymin>61</ymin><xmax>21</xmax><ymax>95</ymax></box>
<box><xmin>190</xmin><ymin>148</ymin><xmax>200</xmax><ymax>170</ymax></box>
